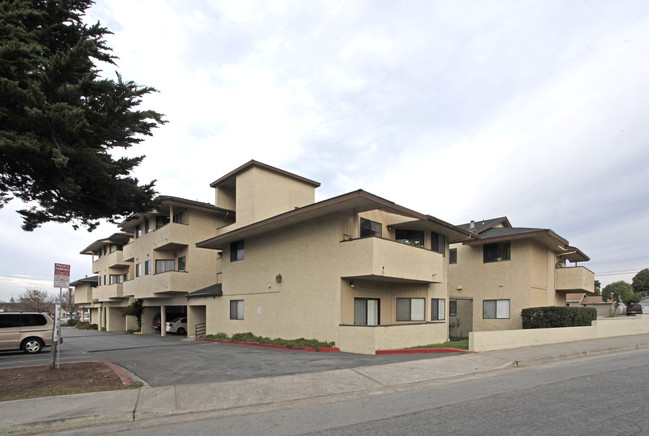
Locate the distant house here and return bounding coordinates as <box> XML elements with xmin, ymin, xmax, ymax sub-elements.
<box><xmin>581</xmin><ymin>295</ymin><xmax>614</xmax><ymax>317</ymax></box>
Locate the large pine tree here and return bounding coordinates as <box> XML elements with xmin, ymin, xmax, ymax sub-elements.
<box><xmin>0</xmin><ymin>0</ymin><xmax>165</xmax><ymax>230</ymax></box>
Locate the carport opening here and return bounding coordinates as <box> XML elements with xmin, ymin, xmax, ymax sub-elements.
<box><xmin>153</xmin><ymin>306</ymin><xmax>188</xmax><ymax>335</ymax></box>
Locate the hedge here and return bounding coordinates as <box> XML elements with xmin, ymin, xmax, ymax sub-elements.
<box><xmin>522</xmin><ymin>306</ymin><xmax>597</xmax><ymax>329</ymax></box>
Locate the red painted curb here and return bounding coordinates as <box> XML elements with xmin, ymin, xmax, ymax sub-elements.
<box><xmin>103</xmin><ymin>361</ymin><xmax>133</xmax><ymax>386</ymax></box>
<box><xmin>375</xmin><ymin>348</ymin><xmax>469</xmax><ymax>355</ymax></box>
<box><xmin>196</xmin><ymin>338</ymin><xmax>340</xmax><ymax>352</ymax></box>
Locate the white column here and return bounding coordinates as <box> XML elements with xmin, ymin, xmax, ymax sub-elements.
<box><xmin>160</xmin><ymin>305</ymin><xmax>166</xmax><ymax>336</ymax></box>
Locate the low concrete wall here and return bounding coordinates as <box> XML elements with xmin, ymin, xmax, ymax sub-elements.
<box><xmin>339</xmin><ymin>323</ymin><xmax>447</xmax><ymax>354</ymax></box>
<box><xmin>470</xmin><ymin>315</ymin><xmax>649</xmax><ymax>352</ymax></box>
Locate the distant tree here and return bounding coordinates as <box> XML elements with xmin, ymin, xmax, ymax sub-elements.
<box><xmin>602</xmin><ymin>281</ymin><xmax>640</xmax><ymax>308</ymax></box>
<box><xmin>17</xmin><ymin>289</ymin><xmax>55</xmax><ymax>313</ymax></box>
<box><xmin>0</xmin><ymin>0</ymin><xmax>165</xmax><ymax>231</ymax></box>
<box><xmin>632</xmin><ymin>269</ymin><xmax>649</xmax><ymax>297</ymax></box>
<box><xmin>593</xmin><ymin>280</ymin><xmax>601</xmax><ymax>296</ymax></box>
<box><xmin>54</xmin><ymin>288</ymin><xmax>76</xmax><ymax>315</ymax></box>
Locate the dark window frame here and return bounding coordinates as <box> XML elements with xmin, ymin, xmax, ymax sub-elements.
<box><xmin>230</xmin><ymin>300</ymin><xmax>244</xmax><ymax>320</ymax></box>
<box><xmin>431</xmin><ymin>298</ymin><xmax>446</xmax><ymax>321</ymax></box>
<box><xmin>395</xmin><ymin>229</ymin><xmax>425</xmax><ymax>248</ymax></box>
<box><xmin>396</xmin><ymin>297</ymin><xmax>426</xmax><ymax>321</ymax></box>
<box><xmin>483</xmin><ymin>242</ymin><xmax>511</xmax><ymax>263</ymax></box>
<box><xmin>230</xmin><ymin>240</ymin><xmax>245</xmax><ymax>262</ymax></box>
<box><xmin>449</xmin><ymin>248</ymin><xmax>457</xmax><ymax>264</ymax></box>
<box><xmin>360</xmin><ymin>218</ymin><xmax>382</xmax><ymax>238</ymax></box>
<box><xmin>483</xmin><ymin>299</ymin><xmax>511</xmax><ymax>319</ymax></box>
<box><xmin>430</xmin><ymin>231</ymin><xmax>446</xmax><ymax>255</ymax></box>
<box><xmin>449</xmin><ymin>300</ymin><xmax>457</xmax><ymax>317</ymax></box>
<box><xmin>155</xmin><ymin>259</ymin><xmax>175</xmax><ymax>274</ymax></box>
<box><xmin>354</xmin><ymin>298</ymin><xmax>380</xmax><ymax>326</ymax></box>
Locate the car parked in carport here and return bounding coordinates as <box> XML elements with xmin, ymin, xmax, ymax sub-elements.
<box><xmin>152</xmin><ymin>312</ymin><xmax>184</xmax><ymax>331</ymax></box>
<box><xmin>165</xmin><ymin>317</ymin><xmax>187</xmax><ymax>335</ymax></box>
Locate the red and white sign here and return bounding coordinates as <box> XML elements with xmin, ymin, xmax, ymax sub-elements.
<box><xmin>54</xmin><ymin>263</ymin><xmax>70</xmax><ymax>288</ymax></box>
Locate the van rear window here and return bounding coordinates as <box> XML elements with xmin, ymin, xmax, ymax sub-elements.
<box><xmin>0</xmin><ymin>314</ymin><xmax>21</xmax><ymax>328</ymax></box>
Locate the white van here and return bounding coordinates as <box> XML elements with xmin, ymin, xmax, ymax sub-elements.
<box><xmin>0</xmin><ymin>312</ymin><xmax>55</xmax><ymax>353</ymax></box>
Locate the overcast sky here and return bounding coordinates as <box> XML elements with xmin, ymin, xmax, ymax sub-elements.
<box><xmin>1</xmin><ymin>0</ymin><xmax>648</xmax><ymax>301</ymax></box>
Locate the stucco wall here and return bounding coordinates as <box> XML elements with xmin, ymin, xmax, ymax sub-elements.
<box><xmin>450</xmin><ymin>240</ymin><xmax>533</xmax><ymax>331</ymax></box>
<box><xmin>339</xmin><ymin>323</ymin><xmax>448</xmax><ymax>354</ymax></box>
<box><xmin>470</xmin><ymin>315</ymin><xmax>649</xmax><ymax>352</ymax></box>
<box><xmin>231</xmin><ymin>166</ymin><xmax>316</xmax><ymax>229</ymax></box>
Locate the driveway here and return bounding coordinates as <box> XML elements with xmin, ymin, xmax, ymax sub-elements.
<box><xmin>0</xmin><ymin>327</ymin><xmax>460</xmax><ymax>387</ymax></box>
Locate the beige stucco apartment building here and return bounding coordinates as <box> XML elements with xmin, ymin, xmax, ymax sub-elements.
<box><xmin>448</xmin><ymin>217</ymin><xmax>595</xmax><ymax>337</ymax></box>
<box><xmin>78</xmin><ymin>197</ymin><xmax>234</xmax><ymax>333</ymax></box>
<box><xmin>74</xmin><ymin>161</ymin><xmax>596</xmax><ymax>353</ymax></box>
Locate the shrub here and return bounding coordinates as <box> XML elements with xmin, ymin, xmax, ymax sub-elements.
<box><xmin>74</xmin><ymin>322</ymin><xmax>99</xmax><ymax>330</ymax></box>
<box><xmin>66</xmin><ymin>318</ymin><xmax>78</xmax><ymax>326</ymax></box>
<box><xmin>522</xmin><ymin>306</ymin><xmax>597</xmax><ymax>329</ymax></box>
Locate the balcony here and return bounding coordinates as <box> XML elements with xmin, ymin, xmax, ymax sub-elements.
<box><xmin>339</xmin><ymin>237</ymin><xmax>443</xmax><ymax>283</ymax></box>
<box><xmin>123</xmin><ymin>271</ymin><xmax>193</xmax><ymax>299</ymax></box>
<box><xmin>94</xmin><ymin>283</ymin><xmax>124</xmax><ymax>301</ymax></box>
<box><xmin>92</xmin><ymin>250</ymin><xmax>131</xmax><ymax>273</ymax></box>
<box><xmin>555</xmin><ymin>266</ymin><xmax>595</xmax><ymax>293</ymax></box>
<box><xmin>74</xmin><ymin>289</ymin><xmax>93</xmax><ymax>305</ymax></box>
<box><xmin>123</xmin><ymin>223</ymin><xmax>190</xmax><ymax>261</ymax></box>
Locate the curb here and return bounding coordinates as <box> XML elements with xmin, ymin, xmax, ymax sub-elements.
<box><xmin>196</xmin><ymin>338</ymin><xmax>340</xmax><ymax>352</ymax></box>
<box><xmin>511</xmin><ymin>342</ymin><xmax>649</xmax><ymax>368</ymax></box>
<box><xmin>376</xmin><ymin>348</ymin><xmax>469</xmax><ymax>355</ymax></box>
<box><xmin>103</xmin><ymin>361</ymin><xmax>133</xmax><ymax>386</ymax></box>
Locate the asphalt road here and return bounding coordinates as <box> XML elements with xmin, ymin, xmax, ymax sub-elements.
<box><xmin>0</xmin><ymin>327</ymin><xmax>459</xmax><ymax>386</ymax></box>
<box><xmin>92</xmin><ymin>347</ymin><xmax>649</xmax><ymax>435</ymax></box>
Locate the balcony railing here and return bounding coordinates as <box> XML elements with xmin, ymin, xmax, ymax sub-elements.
<box><xmin>339</xmin><ymin>237</ymin><xmax>443</xmax><ymax>283</ymax></box>
<box><xmin>555</xmin><ymin>266</ymin><xmax>595</xmax><ymax>293</ymax></box>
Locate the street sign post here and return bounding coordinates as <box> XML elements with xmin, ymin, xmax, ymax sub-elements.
<box><xmin>50</xmin><ymin>263</ymin><xmax>69</xmax><ymax>369</ymax></box>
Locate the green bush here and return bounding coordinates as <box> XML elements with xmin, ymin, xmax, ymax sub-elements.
<box><xmin>522</xmin><ymin>306</ymin><xmax>597</xmax><ymax>329</ymax></box>
<box><xmin>74</xmin><ymin>322</ymin><xmax>99</xmax><ymax>330</ymax></box>
<box><xmin>66</xmin><ymin>318</ymin><xmax>78</xmax><ymax>326</ymax></box>
<box><xmin>208</xmin><ymin>332</ymin><xmax>335</xmax><ymax>350</ymax></box>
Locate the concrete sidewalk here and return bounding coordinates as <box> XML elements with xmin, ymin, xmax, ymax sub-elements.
<box><xmin>3</xmin><ymin>334</ymin><xmax>649</xmax><ymax>435</ymax></box>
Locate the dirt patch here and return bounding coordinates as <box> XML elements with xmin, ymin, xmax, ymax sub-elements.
<box><xmin>0</xmin><ymin>362</ymin><xmax>130</xmax><ymax>402</ymax></box>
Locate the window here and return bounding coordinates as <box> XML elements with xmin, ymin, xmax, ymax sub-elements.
<box><xmin>395</xmin><ymin>229</ymin><xmax>424</xmax><ymax>247</ymax></box>
<box><xmin>173</xmin><ymin>211</ymin><xmax>185</xmax><ymax>224</ymax></box>
<box><xmin>431</xmin><ymin>298</ymin><xmax>446</xmax><ymax>321</ymax></box>
<box><xmin>483</xmin><ymin>299</ymin><xmax>510</xmax><ymax>319</ymax></box>
<box><xmin>144</xmin><ymin>218</ymin><xmax>150</xmax><ymax>234</ymax></box>
<box><xmin>396</xmin><ymin>298</ymin><xmax>425</xmax><ymax>321</ymax></box>
<box><xmin>230</xmin><ymin>300</ymin><xmax>244</xmax><ymax>320</ymax></box>
<box><xmin>430</xmin><ymin>231</ymin><xmax>446</xmax><ymax>255</ymax></box>
<box><xmin>449</xmin><ymin>248</ymin><xmax>457</xmax><ymax>264</ymax></box>
<box><xmin>144</xmin><ymin>260</ymin><xmax>151</xmax><ymax>275</ymax></box>
<box><xmin>483</xmin><ymin>242</ymin><xmax>510</xmax><ymax>263</ymax></box>
<box><xmin>109</xmin><ymin>274</ymin><xmax>124</xmax><ymax>284</ymax></box>
<box><xmin>103</xmin><ymin>275</ymin><xmax>107</xmax><ymax>285</ymax></box>
<box><xmin>360</xmin><ymin>218</ymin><xmax>382</xmax><ymax>238</ymax></box>
<box><xmin>156</xmin><ymin>215</ymin><xmax>170</xmax><ymax>229</ymax></box>
<box><xmin>177</xmin><ymin>256</ymin><xmax>186</xmax><ymax>272</ymax></box>
<box><xmin>135</xmin><ymin>263</ymin><xmax>142</xmax><ymax>278</ymax></box>
<box><xmin>354</xmin><ymin>298</ymin><xmax>380</xmax><ymax>326</ymax></box>
<box><xmin>449</xmin><ymin>300</ymin><xmax>457</xmax><ymax>317</ymax></box>
<box><xmin>230</xmin><ymin>240</ymin><xmax>244</xmax><ymax>262</ymax></box>
<box><xmin>155</xmin><ymin>259</ymin><xmax>175</xmax><ymax>274</ymax></box>
<box><xmin>135</xmin><ymin>225</ymin><xmax>142</xmax><ymax>238</ymax></box>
